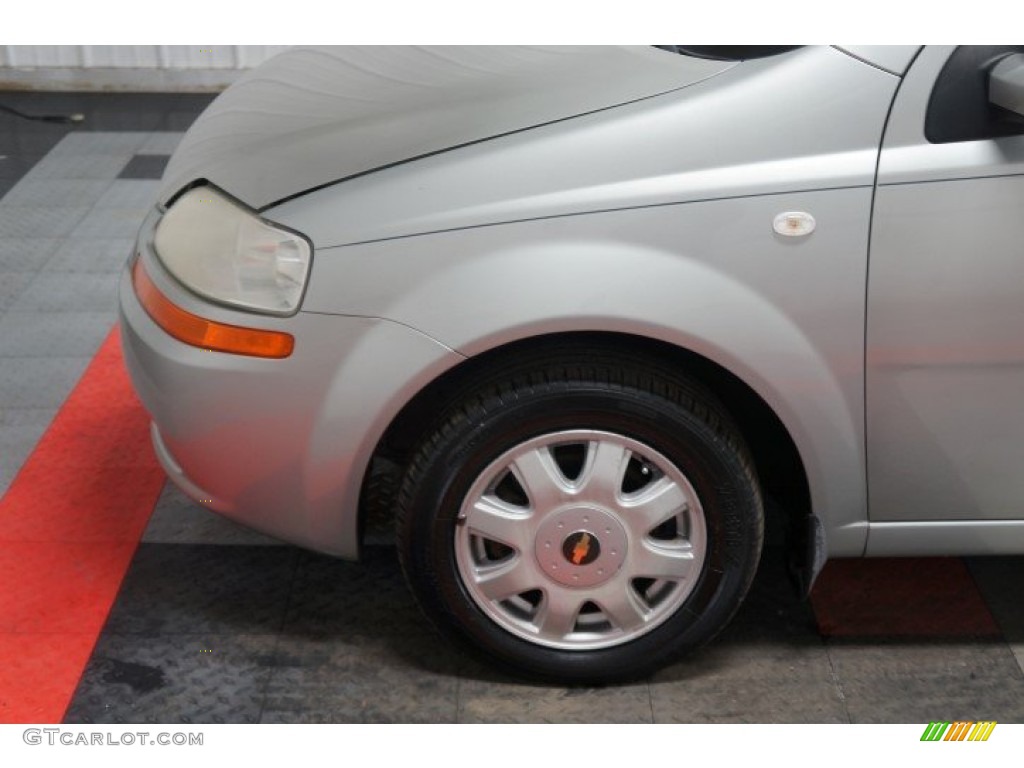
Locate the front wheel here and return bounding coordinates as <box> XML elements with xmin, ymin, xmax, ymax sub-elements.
<box><xmin>396</xmin><ymin>351</ymin><xmax>763</xmax><ymax>683</ymax></box>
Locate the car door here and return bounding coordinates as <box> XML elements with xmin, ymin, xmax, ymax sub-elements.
<box><xmin>866</xmin><ymin>46</ymin><xmax>1024</xmax><ymax>552</ymax></box>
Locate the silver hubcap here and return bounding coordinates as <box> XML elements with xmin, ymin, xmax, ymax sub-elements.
<box><xmin>455</xmin><ymin>430</ymin><xmax>707</xmax><ymax>650</ymax></box>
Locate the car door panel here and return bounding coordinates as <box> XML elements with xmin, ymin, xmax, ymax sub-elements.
<box><xmin>868</xmin><ymin>46</ymin><xmax>1024</xmax><ymax>525</ymax></box>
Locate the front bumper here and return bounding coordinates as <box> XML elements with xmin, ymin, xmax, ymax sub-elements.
<box><xmin>118</xmin><ymin>226</ymin><xmax>461</xmax><ymax>558</ymax></box>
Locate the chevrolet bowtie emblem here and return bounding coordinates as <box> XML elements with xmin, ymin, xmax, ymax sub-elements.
<box><xmin>562</xmin><ymin>530</ymin><xmax>600</xmax><ymax>567</ymax></box>
<box><xmin>571</xmin><ymin>533</ymin><xmax>591</xmax><ymax>565</ymax></box>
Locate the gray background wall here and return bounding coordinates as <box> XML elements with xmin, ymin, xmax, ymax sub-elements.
<box><xmin>0</xmin><ymin>46</ymin><xmax>291</xmax><ymax>91</ymax></box>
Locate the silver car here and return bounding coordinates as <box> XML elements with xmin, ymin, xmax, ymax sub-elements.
<box><xmin>119</xmin><ymin>45</ymin><xmax>1024</xmax><ymax>683</ymax></box>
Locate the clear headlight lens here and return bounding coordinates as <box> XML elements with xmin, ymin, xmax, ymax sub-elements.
<box><xmin>153</xmin><ymin>186</ymin><xmax>312</xmax><ymax>316</ymax></box>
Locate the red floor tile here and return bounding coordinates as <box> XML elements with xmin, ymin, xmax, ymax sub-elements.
<box><xmin>0</xmin><ymin>326</ymin><xmax>164</xmax><ymax>722</ymax></box>
<box><xmin>0</xmin><ymin>633</ymin><xmax>98</xmax><ymax>724</ymax></box>
<box><xmin>0</xmin><ymin>540</ymin><xmax>141</xmax><ymax>634</ymax></box>
<box><xmin>810</xmin><ymin>557</ymin><xmax>1001</xmax><ymax>638</ymax></box>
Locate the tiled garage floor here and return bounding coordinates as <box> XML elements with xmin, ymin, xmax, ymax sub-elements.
<box><xmin>1</xmin><ymin>91</ymin><xmax>1022</xmax><ymax>724</ymax></box>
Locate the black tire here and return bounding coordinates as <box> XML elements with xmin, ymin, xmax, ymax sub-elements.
<box><xmin>395</xmin><ymin>345</ymin><xmax>763</xmax><ymax>684</ymax></box>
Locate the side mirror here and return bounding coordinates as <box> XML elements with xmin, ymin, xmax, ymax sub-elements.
<box><xmin>990</xmin><ymin>53</ymin><xmax>1024</xmax><ymax>118</ymax></box>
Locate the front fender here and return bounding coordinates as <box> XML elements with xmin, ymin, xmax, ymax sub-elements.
<box><xmin>299</xmin><ymin>189</ymin><xmax>872</xmax><ymax>556</ymax></box>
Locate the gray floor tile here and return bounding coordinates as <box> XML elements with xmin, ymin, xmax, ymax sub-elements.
<box><xmin>92</xmin><ymin>179</ymin><xmax>160</xmax><ymax>210</ymax></box>
<box><xmin>10</xmin><ymin>272</ymin><xmax>120</xmax><ymax>313</ymax></box>
<box><xmin>26</xmin><ymin>154</ymin><xmax>130</xmax><ymax>180</ymax></box>
<box><xmin>826</xmin><ymin>640</ymin><xmax>1024</xmax><ymax>723</ymax></box>
<box><xmin>0</xmin><ymin>407</ymin><xmax>56</xmax><ymax>495</ymax></box>
<box><xmin>0</xmin><ymin>238</ymin><xmax>62</xmax><ymax>272</ymax></box>
<box><xmin>0</xmin><ymin>206</ymin><xmax>91</xmax><ymax>238</ymax></box>
<box><xmin>42</xmin><ymin>238</ymin><xmax>134</xmax><ymax>274</ymax></box>
<box><xmin>0</xmin><ymin>356</ymin><xmax>91</xmax><ymax>408</ymax></box>
<box><xmin>458</xmin><ymin>678</ymin><xmax>653</xmax><ymax>723</ymax></box>
<box><xmin>138</xmin><ymin>132</ymin><xmax>185</xmax><ymax>156</ymax></box>
<box><xmin>47</xmin><ymin>132</ymin><xmax>151</xmax><ymax>157</ymax></box>
<box><xmin>0</xmin><ymin>271</ymin><xmax>36</xmax><ymax>314</ymax></box>
<box><xmin>0</xmin><ymin>406</ymin><xmax>59</xmax><ymax>427</ymax></box>
<box><xmin>261</xmin><ymin>634</ymin><xmax>460</xmax><ymax>723</ymax></box>
<box><xmin>0</xmin><ymin>311</ymin><xmax>114</xmax><ymax>357</ymax></box>
<box><xmin>968</xmin><ymin>557</ymin><xmax>1024</xmax><ymax>675</ymax></box>
<box><xmin>651</xmin><ymin>640</ymin><xmax>847</xmax><ymax>723</ymax></box>
<box><xmin>67</xmin><ymin>206</ymin><xmax>149</xmax><ymax>240</ymax></box>
<box><xmin>142</xmin><ymin>483</ymin><xmax>286</xmax><ymax>546</ymax></box>
<box><xmin>0</xmin><ymin>179</ymin><xmax>113</xmax><ymax>208</ymax></box>
<box><xmin>0</xmin><ymin>466</ymin><xmax>15</xmax><ymax>498</ymax></box>
<box><xmin>64</xmin><ymin>633</ymin><xmax>277</xmax><ymax>724</ymax></box>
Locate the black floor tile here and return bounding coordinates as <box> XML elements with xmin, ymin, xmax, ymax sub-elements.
<box><xmin>0</xmin><ymin>92</ymin><xmax>215</xmax><ymax>134</ymax></box>
<box><xmin>118</xmin><ymin>154</ymin><xmax>170</xmax><ymax>180</ymax></box>
<box><xmin>261</xmin><ymin>633</ymin><xmax>461</xmax><ymax>723</ymax></box>
<box><xmin>64</xmin><ymin>633</ymin><xmax>278</xmax><ymax>724</ymax></box>
<box><xmin>827</xmin><ymin>639</ymin><xmax>1024</xmax><ymax>723</ymax></box>
<box><xmin>282</xmin><ymin>546</ymin><xmax>432</xmax><ymax>637</ymax></box>
<box><xmin>0</xmin><ymin>152</ymin><xmax>48</xmax><ymax>179</ymax></box>
<box><xmin>101</xmin><ymin>544</ymin><xmax>300</xmax><ymax>635</ymax></box>
<box><xmin>0</xmin><ymin>127</ymin><xmax>68</xmax><ymax>156</ymax></box>
<box><xmin>648</xmin><ymin>546</ymin><xmax>848</xmax><ymax>723</ymax></box>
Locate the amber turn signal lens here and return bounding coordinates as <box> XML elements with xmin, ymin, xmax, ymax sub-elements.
<box><xmin>132</xmin><ymin>258</ymin><xmax>294</xmax><ymax>359</ymax></box>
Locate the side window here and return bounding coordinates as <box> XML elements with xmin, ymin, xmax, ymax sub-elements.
<box><xmin>926</xmin><ymin>45</ymin><xmax>1024</xmax><ymax>144</ymax></box>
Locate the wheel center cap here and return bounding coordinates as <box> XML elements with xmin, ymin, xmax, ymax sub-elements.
<box><xmin>534</xmin><ymin>505</ymin><xmax>627</xmax><ymax>588</ymax></box>
<box><xmin>562</xmin><ymin>530</ymin><xmax>601</xmax><ymax>566</ymax></box>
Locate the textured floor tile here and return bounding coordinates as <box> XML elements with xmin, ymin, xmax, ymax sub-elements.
<box><xmin>0</xmin><ymin>178</ymin><xmax>112</xmax><ymax>207</ymax></box>
<box><xmin>811</xmin><ymin>558</ymin><xmax>1001</xmax><ymax>638</ymax></box>
<box><xmin>0</xmin><ymin>238</ymin><xmax>62</xmax><ymax>272</ymax></box>
<box><xmin>644</xmin><ymin>544</ymin><xmax>846</xmax><ymax>723</ymax></box>
<box><xmin>102</xmin><ymin>544</ymin><xmax>299</xmax><ymax>635</ymax></box>
<box><xmin>826</xmin><ymin>640</ymin><xmax>1024</xmax><ymax>723</ymax></box>
<box><xmin>138</xmin><ymin>132</ymin><xmax>185</xmax><ymax>156</ymax></box>
<box><xmin>651</xmin><ymin>640</ymin><xmax>847</xmax><ymax>723</ymax></box>
<box><xmin>26</xmin><ymin>154</ymin><xmax>130</xmax><ymax>180</ymax></box>
<box><xmin>0</xmin><ymin>310</ymin><xmax>113</xmax><ymax>356</ymax></box>
<box><xmin>43</xmin><ymin>238</ymin><xmax>134</xmax><ymax>274</ymax></box>
<box><xmin>10</xmin><ymin>272</ymin><xmax>119</xmax><ymax>312</ymax></box>
<box><xmin>0</xmin><ymin>205</ymin><xmax>91</xmax><ymax>238</ymax></box>
<box><xmin>142</xmin><ymin>483</ymin><xmax>285</xmax><ymax>546</ymax></box>
<box><xmin>967</xmin><ymin>557</ymin><xmax>1024</xmax><ymax>674</ymax></box>
<box><xmin>459</xmin><ymin>678</ymin><xmax>653</xmax><ymax>723</ymax></box>
<box><xmin>92</xmin><ymin>179</ymin><xmax>160</xmax><ymax>209</ymax></box>
<box><xmin>46</xmin><ymin>131</ymin><xmax>150</xmax><ymax>157</ymax></box>
<box><xmin>0</xmin><ymin>356</ymin><xmax>91</xmax><ymax>408</ymax></box>
<box><xmin>261</xmin><ymin>633</ymin><xmax>460</xmax><ymax>723</ymax></box>
<box><xmin>283</xmin><ymin>547</ymin><xmax>432</xmax><ymax>637</ymax></box>
<box><xmin>65</xmin><ymin>633</ymin><xmax>277</xmax><ymax>724</ymax></box>
<box><xmin>118</xmin><ymin>155</ymin><xmax>170</xmax><ymax>180</ymax></box>
<box><xmin>67</xmin><ymin>206</ymin><xmax>148</xmax><ymax>240</ymax></box>
<box><xmin>0</xmin><ymin>271</ymin><xmax>36</xmax><ymax>314</ymax></box>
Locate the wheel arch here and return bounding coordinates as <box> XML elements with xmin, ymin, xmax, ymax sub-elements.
<box><xmin>362</xmin><ymin>330</ymin><xmax>818</xmax><ymax>588</ymax></box>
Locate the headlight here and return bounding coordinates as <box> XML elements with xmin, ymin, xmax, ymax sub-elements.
<box><xmin>153</xmin><ymin>186</ymin><xmax>312</xmax><ymax>316</ymax></box>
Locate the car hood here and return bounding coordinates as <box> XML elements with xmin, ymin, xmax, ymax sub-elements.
<box><xmin>159</xmin><ymin>46</ymin><xmax>734</xmax><ymax>210</ymax></box>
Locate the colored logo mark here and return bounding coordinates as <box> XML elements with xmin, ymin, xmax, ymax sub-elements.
<box><xmin>920</xmin><ymin>721</ymin><xmax>996</xmax><ymax>742</ymax></box>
